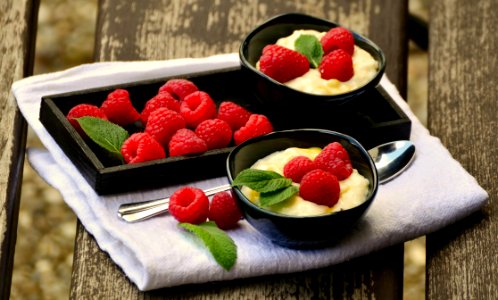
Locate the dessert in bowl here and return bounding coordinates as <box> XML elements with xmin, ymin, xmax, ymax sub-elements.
<box><xmin>226</xmin><ymin>129</ymin><xmax>378</xmax><ymax>248</ymax></box>
<box><xmin>239</xmin><ymin>13</ymin><xmax>386</xmax><ymax>110</ymax></box>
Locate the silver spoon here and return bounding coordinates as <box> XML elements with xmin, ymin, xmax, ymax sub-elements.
<box><xmin>118</xmin><ymin>140</ymin><xmax>415</xmax><ymax>223</ymax></box>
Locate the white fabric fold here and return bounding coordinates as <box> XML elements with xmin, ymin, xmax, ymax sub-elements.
<box><xmin>13</xmin><ymin>53</ymin><xmax>488</xmax><ymax>291</ymax></box>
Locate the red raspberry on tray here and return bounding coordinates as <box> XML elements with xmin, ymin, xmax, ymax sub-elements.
<box><xmin>100</xmin><ymin>89</ymin><xmax>141</xmax><ymax>126</ymax></box>
<box><xmin>180</xmin><ymin>91</ymin><xmax>217</xmax><ymax>128</ymax></box>
<box><xmin>169</xmin><ymin>186</ymin><xmax>209</xmax><ymax>224</ymax></box>
<box><xmin>195</xmin><ymin>119</ymin><xmax>232</xmax><ymax>150</ymax></box>
<box><xmin>145</xmin><ymin>107</ymin><xmax>186</xmax><ymax>147</ymax></box>
<box><xmin>208</xmin><ymin>191</ymin><xmax>242</xmax><ymax>230</ymax></box>
<box><xmin>140</xmin><ymin>91</ymin><xmax>181</xmax><ymax>125</ymax></box>
<box><xmin>319</xmin><ymin>49</ymin><xmax>354</xmax><ymax>82</ymax></box>
<box><xmin>314</xmin><ymin>142</ymin><xmax>353</xmax><ymax>180</ymax></box>
<box><xmin>216</xmin><ymin>101</ymin><xmax>252</xmax><ymax>131</ymax></box>
<box><xmin>299</xmin><ymin>169</ymin><xmax>340</xmax><ymax>207</ymax></box>
<box><xmin>259</xmin><ymin>44</ymin><xmax>310</xmax><ymax>83</ymax></box>
<box><xmin>320</xmin><ymin>27</ymin><xmax>355</xmax><ymax>56</ymax></box>
<box><xmin>283</xmin><ymin>156</ymin><xmax>316</xmax><ymax>183</ymax></box>
<box><xmin>159</xmin><ymin>79</ymin><xmax>198</xmax><ymax>101</ymax></box>
<box><xmin>66</xmin><ymin>103</ymin><xmax>107</xmax><ymax>136</ymax></box>
<box><xmin>233</xmin><ymin>114</ymin><xmax>273</xmax><ymax>145</ymax></box>
<box><xmin>169</xmin><ymin>128</ymin><xmax>208</xmax><ymax>157</ymax></box>
<box><xmin>121</xmin><ymin>132</ymin><xmax>166</xmax><ymax>164</ymax></box>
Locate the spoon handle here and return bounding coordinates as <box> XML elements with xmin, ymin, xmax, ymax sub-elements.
<box><xmin>117</xmin><ymin>184</ymin><xmax>232</xmax><ymax>223</ymax></box>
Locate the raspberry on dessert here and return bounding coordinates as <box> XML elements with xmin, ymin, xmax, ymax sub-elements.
<box><xmin>259</xmin><ymin>44</ymin><xmax>310</xmax><ymax>83</ymax></box>
<box><xmin>195</xmin><ymin>119</ymin><xmax>232</xmax><ymax>150</ymax></box>
<box><xmin>320</xmin><ymin>27</ymin><xmax>355</xmax><ymax>56</ymax></box>
<box><xmin>158</xmin><ymin>79</ymin><xmax>199</xmax><ymax>101</ymax></box>
<box><xmin>180</xmin><ymin>91</ymin><xmax>217</xmax><ymax>128</ymax></box>
<box><xmin>121</xmin><ymin>132</ymin><xmax>166</xmax><ymax>164</ymax></box>
<box><xmin>66</xmin><ymin>104</ymin><xmax>108</xmax><ymax>136</ymax></box>
<box><xmin>299</xmin><ymin>169</ymin><xmax>340</xmax><ymax>207</ymax></box>
<box><xmin>216</xmin><ymin>101</ymin><xmax>252</xmax><ymax>130</ymax></box>
<box><xmin>100</xmin><ymin>89</ymin><xmax>141</xmax><ymax>126</ymax></box>
<box><xmin>318</xmin><ymin>49</ymin><xmax>354</xmax><ymax>82</ymax></box>
<box><xmin>314</xmin><ymin>142</ymin><xmax>353</xmax><ymax>180</ymax></box>
<box><xmin>144</xmin><ymin>107</ymin><xmax>186</xmax><ymax>148</ymax></box>
<box><xmin>233</xmin><ymin>114</ymin><xmax>273</xmax><ymax>145</ymax></box>
<box><xmin>283</xmin><ymin>156</ymin><xmax>317</xmax><ymax>183</ymax></box>
<box><xmin>140</xmin><ymin>91</ymin><xmax>181</xmax><ymax>125</ymax></box>
<box><xmin>168</xmin><ymin>128</ymin><xmax>208</xmax><ymax>157</ymax></box>
<box><xmin>208</xmin><ymin>191</ymin><xmax>242</xmax><ymax>230</ymax></box>
<box><xmin>169</xmin><ymin>186</ymin><xmax>209</xmax><ymax>224</ymax></box>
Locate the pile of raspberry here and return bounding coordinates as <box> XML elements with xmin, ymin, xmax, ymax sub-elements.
<box><xmin>259</xmin><ymin>27</ymin><xmax>355</xmax><ymax>83</ymax></box>
<box><xmin>66</xmin><ymin>79</ymin><xmax>273</xmax><ymax>164</ymax></box>
<box><xmin>169</xmin><ymin>187</ymin><xmax>242</xmax><ymax>230</ymax></box>
<box><xmin>282</xmin><ymin>142</ymin><xmax>353</xmax><ymax>207</ymax></box>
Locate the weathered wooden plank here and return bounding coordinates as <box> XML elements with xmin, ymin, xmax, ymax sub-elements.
<box><xmin>426</xmin><ymin>0</ymin><xmax>498</xmax><ymax>299</ymax></box>
<box><xmin>0</xmin><ymin>0</ymin><xmax>38</xmax><ymax>298</ymax></box>
<box><xmin>72</xmin><ymin>224</ymin><xmax>403</xmax><ymax>299</ymax></box>
<box><xmin>72</xmin><ymin>0</ymin><xmax>408</xmax><ymax>298</ymax></box>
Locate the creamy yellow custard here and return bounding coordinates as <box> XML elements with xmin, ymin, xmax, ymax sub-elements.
<box><xmin>241</xmin><ymin>147</ymin><xmax>370</xmax><ymax>216</ymax></box>
<box><xmin>258</xmin><ymin>29</ymin><xmax>379</xmax><ymax>95</ymax></box>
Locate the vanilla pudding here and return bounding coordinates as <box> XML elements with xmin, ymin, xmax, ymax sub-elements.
<box><xmin>241</xmin><ymin>147</ymin><xmax>370</xmax><ymax>217</ymax></box>
<box><xmin>258</xmin><ymin>29</ymin><xmax>379</xmax><ymax>95</ymax></box>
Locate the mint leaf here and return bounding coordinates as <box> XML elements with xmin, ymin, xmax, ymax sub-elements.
<box><xmin>295</xmin><ymin>34</ymin><xmax>324</xmax><ymax>68</ymax></box>
<box><xmin>260</xmin><ymin>185</ymin><xmax>299</xmax><ymax>206</ymax></box>
<box><xmin>179</xmin><ymin>222</ymin><xmax>237</xmax><ymax>271</ymax></box>
<box><xmin>76</xmin><ymin>116</ymin><xmax>129</xmax><ymax>159</ymax></box>
<box><xmin>232</xmin><ymin>169</ymin><xmax>292</xmax><ymax>193</ymax></box>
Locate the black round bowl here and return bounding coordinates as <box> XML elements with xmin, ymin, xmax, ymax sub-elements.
<box><xmin>239</xmin><ymin>13</ymin><xmax>386</xmax><ymax>110</ymax></box>
<box><xmin>226</xmin><ymin>129</ymin><xmax>378</xmax><ymax>248</ymax></box>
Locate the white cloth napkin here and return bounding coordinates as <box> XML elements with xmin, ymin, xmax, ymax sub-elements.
<box><xmin>12</xmin><ymin>53</ymin><xmax>488</xmax><ymax>291</ymax></box>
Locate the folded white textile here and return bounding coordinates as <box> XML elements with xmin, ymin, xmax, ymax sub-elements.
<box><xmin>12</xmin><ymin>53</ymin><xmax>488</xmax><ymax>291</ymax></box>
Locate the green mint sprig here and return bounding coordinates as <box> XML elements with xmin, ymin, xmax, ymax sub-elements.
<box><xmin>232</xmin><ymin>169</ymin><xmax>291</xmax><ymax>193</ymax></box>
<box><xmin>232</xmin><ymin>169</ymin><xmax>298</xmax><ymax>206</ymax></box>
<box><xmin>76</xmin><ymin>116</ymin><xmax>129</xmax><ymax>160</ymax></box>
<box><xmin>179</xmin><ymin>221</ymin><xmax>237</xmax><ymax>271</ymax></box>
<box><xmin>295</xmin><ymin>34</ymin><xmax>324</xmax><ymax>68</ymax></box>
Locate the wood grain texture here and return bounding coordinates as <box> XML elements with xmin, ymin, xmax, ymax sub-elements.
<box><xmin>71</xmin><ymin>0</ymin><xmax>408</xmax><ymax>298</ymax></box>
<box><xmin>426</xmin><ymin>0</ymin><xmax>498</xmax><ymax>299</ymax></box>
<box><xmin>0</xmin><ymin>0</ymin><xmax>37</xmax><ymax>298</ymax></box>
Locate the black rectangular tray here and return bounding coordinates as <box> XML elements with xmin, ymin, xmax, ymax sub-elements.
<box><xmin>39</xmin><ymin>67</ymin><xmax>411</xmax><ymax>195</ymax></box>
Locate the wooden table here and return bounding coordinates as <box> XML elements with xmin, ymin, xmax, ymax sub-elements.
<box><xmin>426</xmin><ymin>1</ymin><xmax>498</xmax><ymax>298</ymax></box>
<box><xmin>73</xmin><ymin>1</ymin><xmax>407</xmax><ymax>298</ymax></box>
<box><xmin>1</xmin><ymin>0</ymin><xmax>496</xmax><ymax>299</ymax></box>
<box><xmin>0</xmin><ymin>0</ymin><xmax>38</xmax><ymax>298</ymax></box>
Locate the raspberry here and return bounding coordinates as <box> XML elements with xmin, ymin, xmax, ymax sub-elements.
<box><xmin>158</xmin><ymin>79</ymin><xmax>198</xmax><ymax>101</ymax></box>
<box><xmin>320</xmin><ymin>27</ymin><xmax>355</xmax><ymax>56</ymax></box>
<box><xmin>140</xmin><ymin>91</ymin><xmax>181</xmax><ymax>125</ymax></box>
<box><xmin>233</xmin><ymin>114</ymin><xmax>273</xmax><ymax>145</ymax></box>
<box><xmin>66</xmin><ymin>104</ymin><xmax>107</xmax><ymax>136</ymax></box>
<box><xmin>216</xmin><ymin>101</ymin><xmax>252</xmax><ymax>130</ymax></box>
<box><xmin>168</xmin><ymin>128</ymin><xmax>208</xmax><ymax>157</ymax></box>
<box><xmin>145</xmin><ymin>107</ymin><xmax>186</xmax><ymax>148</ymax></box>
<box><xmin>318</xmin><ymin>49</ymin><xmax>354</xmax><ymax>82</ymax></box>
<box><xmin>121</xmin><ymin>132</ymin><xmax>166</xmax><ymax>164</ymax></box>
<box><xmin>208</xmin><ymin>191</ymin><xmax>242</xmax><ymax>229</ymax></box>
<box><xmin>314</xmin><ymin>142</ymin><xmax>353</xmax><ymax>180</ymax></box>
<box><xmin>259</xmin><ymin>44</ymin><xmax>310</xmax><ymax>83</ymax></box>
<box><xmin>100</xmin><ymin>89</ymin><xmax>141</xmax><ymax>126</ymax></box>
<box><xmin>195</xmin><ymin>119</ymin><xmax>232</xmax><ymax>150</ymax></box>
<box><xmin>169</xmin><ymin>186</ymin><xmax>209</xmax><ymax>224</ymax></box>
<box><xmin>180</xmin><ymin>91</ymin><xmax>217</xmax><ymax>128</ymax></box>
<box><xmin>283</xmin><ymin>156</ymin><xmax>316</xmax><ymax>183</ymax></box>
<box><xmin>299</xmin><ymin>169</ymin><xmax>340</xmax><ymax>207</ymax></box>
